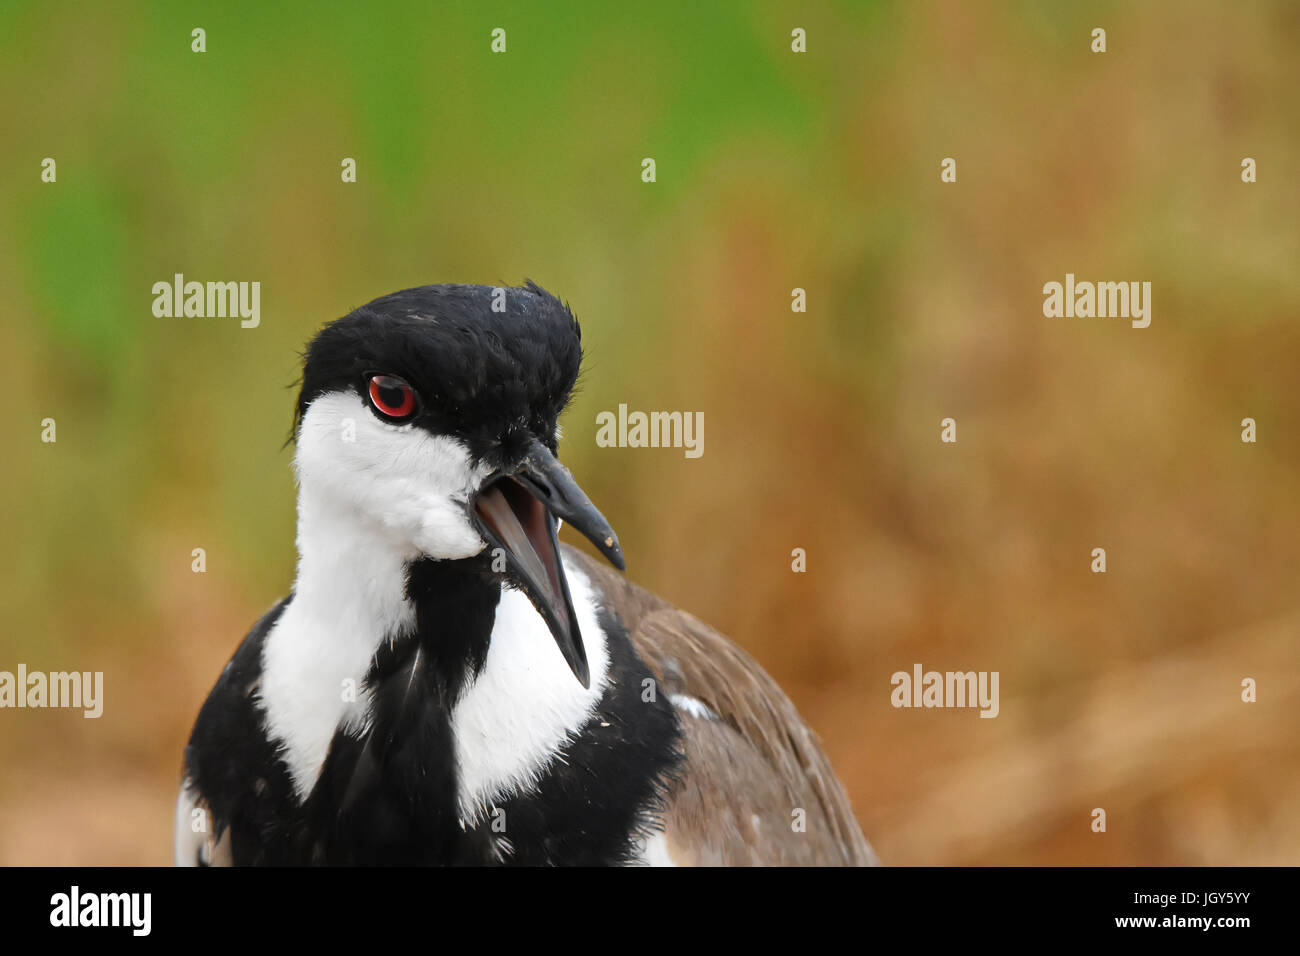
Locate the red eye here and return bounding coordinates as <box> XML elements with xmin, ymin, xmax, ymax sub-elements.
<box><xmin>367</xmin><ymin>374</ymin><xmax>418</xmax><ymax>420</ymax></box>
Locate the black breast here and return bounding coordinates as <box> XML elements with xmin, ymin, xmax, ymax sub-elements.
<box><xmin>182</xmin><ymin>576</ymin><xmax>681</xmax><ymax>865</ymax></box>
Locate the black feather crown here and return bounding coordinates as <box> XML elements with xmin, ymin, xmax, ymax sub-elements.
<box><xmin>292</xmin><ymin>281</ymin><xmax>584</xmax><ymax>465</ymax></box>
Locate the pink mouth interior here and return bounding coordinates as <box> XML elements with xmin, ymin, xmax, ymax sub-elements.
<box><xmin>474</xmin><ymin>478</ymin><xmax>565</xmax><ymax>615</ymax></box>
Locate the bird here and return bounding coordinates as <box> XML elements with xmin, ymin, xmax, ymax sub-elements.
<box><xmin>175</xmin><ymin>282</ymin><xmax>877</xmax><ymax>866</ymax></box>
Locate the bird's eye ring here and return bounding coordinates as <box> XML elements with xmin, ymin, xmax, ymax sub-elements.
<box><xmin>366</xmin><ymin>374</ymin><xmax>419</xmax><ymax>421</ymax></box>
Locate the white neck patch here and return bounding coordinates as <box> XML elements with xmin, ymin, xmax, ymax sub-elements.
<box><xmin>451</xmin><ymin>559</ymin><xmax>608</xmax><ymax>826</ymax></box>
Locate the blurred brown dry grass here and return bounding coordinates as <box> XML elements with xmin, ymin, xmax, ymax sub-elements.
<box><xmin>0</xmin><ymin>0</ymin><xmax>1297</xmax><ymax>864</ymax></box>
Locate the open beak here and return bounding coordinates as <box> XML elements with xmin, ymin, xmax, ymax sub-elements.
<box><xmin>469</xmin><ymin>438</ymin><xmax>624</xmax><ymax>687</ymax></box>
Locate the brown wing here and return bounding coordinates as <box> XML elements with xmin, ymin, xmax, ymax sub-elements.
<box><xmin>563</xmin><ymin>545</ymin><xmax>879</xmax><ymax>866</ymax></box>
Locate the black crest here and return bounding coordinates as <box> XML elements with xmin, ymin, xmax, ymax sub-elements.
<box><xmin>294</xmin><ymin>282</ymin><xmax>583</xmax><ymax>463</ymax></box>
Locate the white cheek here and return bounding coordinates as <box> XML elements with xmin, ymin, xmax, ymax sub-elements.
<box><xmin>295</xmin><ymin>391</ymin><xmax>494</xmax><ymax>558</ymax></box>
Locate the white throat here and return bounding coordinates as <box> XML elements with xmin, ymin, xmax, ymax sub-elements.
<box><xmin>259</xmin><ymin>481</ymin><xmax>418</xmax><ymax>799</ymax></box>
<box><xmin>258</xmin><ymin>426</ymin><xmax>610</xmax><ymax>820</ymax></box>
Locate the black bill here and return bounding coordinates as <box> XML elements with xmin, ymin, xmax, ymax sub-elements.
<box><xmin>469</xmin><ymin>438</ymin><xmax>624</xmax><ymax>687</ymax></box>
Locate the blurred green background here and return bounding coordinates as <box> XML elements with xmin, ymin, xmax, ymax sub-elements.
<box><xmin>1</xmin><ymin>0</ymin><xmax>1297</xmax><ymax>864</ymax></box>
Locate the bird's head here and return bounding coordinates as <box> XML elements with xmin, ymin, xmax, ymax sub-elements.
<box><xmin>292</xmin><ymin>282</ymin><xmax>623</xmax><ymax>687</ymax></box>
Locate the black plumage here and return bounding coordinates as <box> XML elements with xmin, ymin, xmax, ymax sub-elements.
<box><xmin>294</xmin><ymin>282</ymin><xmax>582</xmax><ymax>463</ymax></box>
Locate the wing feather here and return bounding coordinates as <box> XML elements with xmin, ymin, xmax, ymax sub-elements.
<box><xmin>563</xmin><ymin>545</ymin><xmax>878</xmax><ymax>866</ymax></box>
